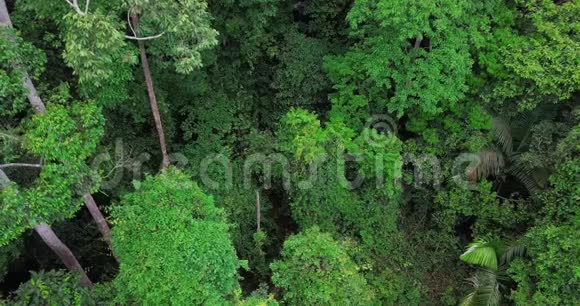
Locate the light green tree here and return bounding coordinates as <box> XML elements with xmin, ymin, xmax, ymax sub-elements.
<box><xmin>111</xmin><ymin>169</ymin><xmax>243</xmax><ymax>305</ymax></box>
<box><xmin>271</xmin><ymin>227</ymin><xmax>376</xmax><ymax>305</ymax></box>
<box><xmin>325</xmin><ymin>0</ymin><xmax>478</xmax><ymax>122</ymax></box>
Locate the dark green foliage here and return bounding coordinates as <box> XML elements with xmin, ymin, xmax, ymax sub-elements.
<box><xmin>8</xmin><ymin>270</ymin><xmax>95</xmax><ymax>305</ymax></box>
<box><xmin>537</xmin><ymin>124</ymin><xmax>580</xmax><ymax>223</ymax></box>
<box><xmin>0</xmin><ymin>239</ymin><xmax>21</xmax><ymax>282</ymax></box>
<box><xmin>507</xmin><ymin>134</ymin><xmax>579</xmax><ymax>305</ymax></box>
<box><xmin>0</xmin><ymin>28</ymin><xmax>46</xmax><ymax>116</ymax></box>
<box><xmin>0</xmin><ymin>0</ymin><xmax>578</xmax><ymax>304</ymax></box>
<box><xmin>293</xmin><ymin>0</ymin><xmax>351</xmax><ymax>41</ymax></box>
<box><xmin>207</xmin><ymin>0</ymin><xmax>279</xmax><ymax>65</ymax></box>
<box><xmin>210</xmin><ymin>173</ymin><xmax>278</xmax><ymax>281</ymax></box>
<box><xmin>272</xmin><ymin>31</ymin><xmax>331</xmax><ymax>110</ymax></box>
<box><xmin>434</xmin><ymin>182</ymin><xmax>528</xmax><ymax>237</ymax></box>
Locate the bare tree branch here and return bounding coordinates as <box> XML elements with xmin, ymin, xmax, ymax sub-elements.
<box><xmin>125</xmin><ymin>32</ymin><xmax>165</xmax><ymax>41</ymax></box>
<box><xmin>127</xmin><ymin>10</ymin><xmax>137</xmax><ymax>37</ymax></box>
<box><xmin>84</xmin><ymin>0</ymin><xmax>90</xmax><ymax>15</ymax></box>
<box><xmin>0</xmin><ymin>163</ymin><xmax>43</xmax><ymax>169</ymax></box>
<box><xmin>125</xmin><ymin>11</ymin><xmax>164</xmax><ymax>41</ymax></box>
<box><xmin>256</xmin><ymin>189</ymin><xmax>261</xmax><ymax>232</ymax></box>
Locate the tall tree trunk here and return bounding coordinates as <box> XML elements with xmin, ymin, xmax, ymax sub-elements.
<box><xmin>1</xmin><ymin>169</ymin><xmax>93</xmax><ymax>287</ymax></box>
<box><xmin>1</xmin><ymin>0</ymin><xmax>109</xmax><ymax>277</ymax></box>
<box><xmin>130</xmin><ymin>14</ymin><xmax>170</xmax><ymax>169</ymax></box>
<box><xmin>22</xmin><ymin>74</ymin><xmax>46</xmax><ymax>114</ymax></box>
<box><xmin>0</xmin><ymin>0</ymin><xmax>46</xmax><ymax>114</ymax></box>
<box><xmin>0</xmin><ymin>169</ymin><xmax>10</xmax><ymax>187</ymax></box>
<box><xmin>0</xmin><ymin>0</ymin><xmax>9</xmax><ymax>26</ymax></box>
<box><xmin>3</xmin><ymin>0</ymin><xmax>111</xmax><ymax>246</ymax></box>
<box><xmin>34</xmin><ymin>223</ymin><xmax>93</xmax><ymax>287</ymax></box>
<box><xmin>83</xmin><ymin>194</ymin><xmax>113</xmax><ymax>249</ymax></box>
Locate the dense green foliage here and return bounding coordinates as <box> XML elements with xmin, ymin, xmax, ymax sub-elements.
<box><xmin>0</xmin><ymin>239</ymin><xmax>20</xmax><ymax>282</ymax></box>
<box><xmin>271</xmin><ymin>227</ymin><xmax>375</xmax><ymax>305</ymax></box>
<box><xmin>5</xmin><ymin>270</ymin><xmax>94</xmax><ymax>305</ymax></box>
<box><xmin>111</xmin><ymin>169</ymin><xmax>242</xmax><ymax>305</ymax></box>
<box><xmin>0</xmin><ymin>0</ymin><xmax>578</xmax><ymax>304</ymax></box>
<box><xmin>1</xmin><ymin>101</ymin><xmax>104</xmax><ymax>245</ymax></box>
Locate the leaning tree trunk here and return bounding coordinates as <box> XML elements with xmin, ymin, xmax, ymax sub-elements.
<box><xmin>1</xmin><ymin>169</ymin><xmax>93</xmax><ymax>287</ymax></box>
<box><xmin>130</xmin><ymin>14</ymin><xmax>170</xmax><ymax>169</ymax></box>
<box><xmin>0</xmin><ymin>0</ymin><xmax>45</xmax><ymax>113</ymax></box>
<box><xmin>2</xmin><ymin>0</ymin><xmax>112</xmax><ymax>247</ymax></box>
<box><xmin>1</xmin><ymin>0</ymin><xmax>109</xmax><ymax>278</ymax></box>
<box><xmin>34</xmin><ymin>223</ymin><xmax>93</xmax><ymax>287</ymax></box>
<box><xmin>83</xmin><ymin>194</ymin><xmax>112</xmax><ymax>249</ymax></box>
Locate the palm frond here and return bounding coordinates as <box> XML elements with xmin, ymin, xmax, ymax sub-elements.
<box><xmin>0</xmin><ymin>125</ymin><xmax>21</xmax><ymax>142</ymax></box>
<box><xmin>508</xmin><ymin>160</ymin><xmax>542</xmax><ymax>194</ymax></box>
<box><xmin>511</xmin><ymin>102</ymin><xmax>559</xmax><ymax>130</ymax></box>
<box><xmin>500</xmin><ymin>243</ymin><xmax>526</xmax><ymax>266</ymax></box>
<box><xmin>471</xmin><ymin>150</ymin><xmax>505</xmax><ymax>180</ymax></box>
<box><xmin>461</xmin><ymin>269</ymin><xmax>501</xmax><ymax>306</ymax></box>
<box><xmin>461</xmin><ymin>290</ymin><xmax>478</xmax><ymax>306</ymax></box>
<box><xmin>460</xmin><ymin>239</ymin><xmax>504</xmax><ymax>270</ymax></box>
<box><xmin>492</xmin><ymin>117</ymin><xmax>513</xmax><ymax>156</ymax></box>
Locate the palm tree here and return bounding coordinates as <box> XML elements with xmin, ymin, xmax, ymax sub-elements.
<box><xmin>459</xmin><ymin>239</ymin><xmax>526</xmax><ymax>306</ymax></box>
<box><xmin>468</xmin><ymin>108</ymin><xmax>562</xmax><ymax>195</ymax></box>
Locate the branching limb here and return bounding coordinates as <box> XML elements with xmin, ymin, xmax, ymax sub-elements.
<box><xmin>125</xmin><ymin>11</ymin><xmax>164</xmax><ymax>41</ymax></box>
<box><xmin>65</xmin><ymin>0</ymin><xmax>86</xmax><ymax>15</ymax></box>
